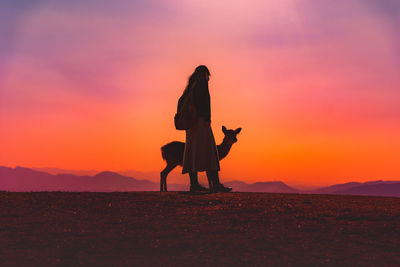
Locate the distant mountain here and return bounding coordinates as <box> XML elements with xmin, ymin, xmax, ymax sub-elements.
<box><xmin>0</xmin><ymin>166</ymin><xmax>188</xmax><ymax>192</ymax></box>
<box><xmin>225</xmin><ymin>180</ymin><xmax>298</xmax><ymax>193</ymax></box>
<box><xmin>32</xmin><ymin>167</ymin><xmax>186</xmax><ymax>185</ymax></box>
<box><xmin>334</xmin><ymin>182</ymin><xmax>400</xmax><ymax>197</ymax></box>
<box><xmin>364</xmin><ymin>180</ymin><xmax>400</xmax><ymax>186</ymax></box>
<box><xmin>313</xmin><ymin>182</ymin><xmax>362</xmax><ymax>194</ymax></box>
<box><xmin>32</xmin><ymin>167</ymin><xmax>100</xmax><ymax>176</ymax></box>
<box><xmin>0</xmin><ymin>166</ymin><xmax>298</xmax><ymax>193</ymax></box>
<box><xmin>313</xmin><ymin>180</ymin><xmax>400</xmax><ymax>197</ymax></box>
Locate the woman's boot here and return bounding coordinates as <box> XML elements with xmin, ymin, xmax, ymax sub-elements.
<box><xmin>206</xmin><ymin>171</ymin><xmax>232</xmax><ymax>193</ymax></box>
<box><xmin>207</xmin><ymin>172</ymin><xmax>215</xmax><ymax>192</ymax></box>
<box><xmin>189</xmin><ymin>172</ymin><xmax>208</xmax><ymax>192</ymax></box>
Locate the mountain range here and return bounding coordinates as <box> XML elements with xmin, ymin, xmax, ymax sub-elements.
<box><xmin>0</xmin><ymin>166</ymin><xmax>185</xmax><ymax>192</ymax></box>
<box><xmin>1</xmin><ymin>166</ymin><xmax>400</xmax><ymax>197</ymax></box>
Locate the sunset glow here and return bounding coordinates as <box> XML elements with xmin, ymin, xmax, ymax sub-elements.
<box><xmin>1</xmin><ymin>0</ymin><xmax>400</xmax><ymax>187</ymax></box>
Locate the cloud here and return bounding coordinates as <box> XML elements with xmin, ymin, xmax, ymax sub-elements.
<box><xmin>45</xmin><ymin>0</ymin><xmax>178</xmax><ymax>21</ymax></box>
<box><xmin>0</xmin><ymin>0</ymin><xmax>187</xmax><ymax>103</ymax></box>
<box><xmin>0</xmin><ymin>0</ymin><xmax>181</xmax><ymax>88</ymax></box>
<box><xmin>0</xmin><ymin>0</ymin><xmax>45</xmax><ymax>82</ymax></box>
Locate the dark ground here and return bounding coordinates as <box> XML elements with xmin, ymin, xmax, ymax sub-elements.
<box><xmin>1</xmin><ymin>192</ymin><xmax>400</xmax><ymax>266</ymax></box>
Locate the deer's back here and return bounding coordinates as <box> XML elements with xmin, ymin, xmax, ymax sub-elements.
<box><xmin>161</xmin><ymin>141</ymin><xmax>185</xmax><ymax>166</ymax></box>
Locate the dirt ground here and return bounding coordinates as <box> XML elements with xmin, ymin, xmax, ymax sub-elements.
<box><xmin>1</xmin><ymin>191</ymin><xmax>400</xmax><ymax>266</ymax></box>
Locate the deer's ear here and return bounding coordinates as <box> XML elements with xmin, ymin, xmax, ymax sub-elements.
<box><xmin>222</xmin><ymin>126</ymin><xmax>227</xmax><ymax>133</ymax></box>
<box><xmin>234</xmin><ymin>128</ymin><xmax>242</xmax><ymax>134</ymax></box>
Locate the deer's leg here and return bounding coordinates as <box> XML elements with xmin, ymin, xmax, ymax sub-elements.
<box><xmin>160</xmin><ymin>162</ymin><xmax>177</xmax><ymax>192</ymax></box>
<box><xmin>160</xmin><ymin>172</ymin><xmax>164</xmax><ymax>192</ymax></box>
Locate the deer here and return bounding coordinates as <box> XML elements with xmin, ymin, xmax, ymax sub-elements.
<box><xmin>160</xmin><ymin>126</ymin><xmax>241</xmax><ymax>192</ymax></box>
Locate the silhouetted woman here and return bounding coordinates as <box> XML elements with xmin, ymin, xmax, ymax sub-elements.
<box><xmin>180</xmin><ymin>65</ymin><xmax>232</xmax><ymax>192</ymax></box>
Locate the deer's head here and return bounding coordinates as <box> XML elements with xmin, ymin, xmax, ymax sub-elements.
<box><xmin>222</xmin><ymin>126</ymin><xmax>242</xmax><ymax>145</ymax></box>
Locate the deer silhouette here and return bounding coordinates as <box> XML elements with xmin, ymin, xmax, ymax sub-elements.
<box><xmin>160</xmin><ymin>126</ymin><xmax>241</xmax><ymax>192</ymax></box>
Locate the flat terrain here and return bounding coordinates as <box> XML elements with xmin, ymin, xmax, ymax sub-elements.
<box><xmin>1</xmin><ymin>192</ymin><xmax>400</xmax><ymax>266</ymax></box>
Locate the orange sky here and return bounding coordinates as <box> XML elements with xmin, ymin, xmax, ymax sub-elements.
<box><xmin>1</xmin><ymin>0</ymin><xmax>400</xmax><ymax>187</ymax></box>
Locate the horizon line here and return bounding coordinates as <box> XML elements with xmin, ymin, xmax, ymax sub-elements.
<box><xmin>2</xmin><ymin>165</ymin><xmax>400</xmax><ymax>190</ymax></box>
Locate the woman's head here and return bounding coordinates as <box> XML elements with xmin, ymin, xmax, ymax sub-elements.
<box><xmin>184</xmin><ymin>65</ymin><xmax>210</xmax><ymax>92</ymax></box>
<box><xmin>194</xmin><ymin>65</ymin><xmax>210</xmax><ymax>81</ymax></box>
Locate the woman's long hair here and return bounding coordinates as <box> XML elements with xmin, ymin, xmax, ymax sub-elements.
<box><xmin>183</xmin><ymin>65</ymin><xmax>210</xmax><ymax>94</ymax></box>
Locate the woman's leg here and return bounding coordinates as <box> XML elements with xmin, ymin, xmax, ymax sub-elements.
<box><xmin>206</xmin><ymin>171</ymin><xmax>232</xmax><ymax>192</ymax></box>
<box><xmin>207</xmin><ymin>172</ymin><xmax>215</xmax><ymax>192</ymax></box>
<box><xmin>189</xmin><ymin>172</ymin><xmax>207</xmax><ymax>192</ymax></box>
<box><xmin>189</xmin><ymin>172</ymin><xmax>198</xmax><ymax>186</ymax></box>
